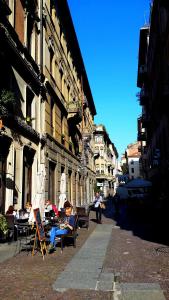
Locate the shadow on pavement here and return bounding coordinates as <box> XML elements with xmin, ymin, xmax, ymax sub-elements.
<box><xmin>102</xmin><ymin>197</ymin><xmax>169</xmax><ymax>246</ymax></box>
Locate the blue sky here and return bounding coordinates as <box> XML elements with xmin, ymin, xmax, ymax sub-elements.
<box><xmin>67</xmin><ymin>0</ymin><xmax>150</xmax><ymax>158</ymax></box>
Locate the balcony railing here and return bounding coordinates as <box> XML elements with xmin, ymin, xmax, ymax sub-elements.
<box><xmin>138</xmin><ymin>64</ymin><xmax>147</xmax><ymax>87</ymax></box>
<box><xmin>141</xmin><ymin>114</ymin><xmax>149</xmax><ymax>128</ymax></box>
<box><xmin>137</xmin><ymin>131</ymin><xmax>147</xmax><ymax>141</ymax></box>
<box><xmin>139</xmin><ymin>88</ymin><xmax>149</xmax><ymax>105</ymax></box>
<box><xmin>96</xmin><ymin>172</ymin><xmax>106</xmax><ymax>178</ymax></box>
<box><xmin>0</xmin><ymin>104</ymin><xmax>40</xmax><ymax>144</ymax></box>
<box><xmin>67</xmin><ymin>101</ymin><xmax>82</xmax><ymax>124</ymax></box>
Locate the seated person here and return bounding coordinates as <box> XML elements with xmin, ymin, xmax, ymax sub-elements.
<box><xmin>6</xmin><ymin>205</ymin><xmax>15</xmax><ymax>215</ymax></box>
<box><xmin>25</xmin><ymin>202</ymin><xmax>32</xmax><ymax>213</ymax></box>
<box><xmin>18</xmin><ymin>208</ymin><xmax>28</xmax><ymax>219</ymax></box>
<box><xmin>26</xmin><ymin>203</ymin><xmax>35</xmax><ymax>224</ymax></box>
<box><xmin>59</xmin><ymin>200</ymin><xmax>72</xmax><ymax>214</ymax></box>
<box><xmin>64</xmin><ymin>200</ymin><xmax>72</xmax><ymax>209</ymax></box>
<box><xmin>45</xmin><ymin>199</ymin><xmax>59</xmax><ymax>217</ymax></box>
<box><xmin>5</xmin><ymin>205</ymin><xmax>17</xmax><ymax>240</ymax></box>
<box><xmin>48</xmin><ymin>206</ymin><xmax>75</xmax><ymax>253</ymax></box>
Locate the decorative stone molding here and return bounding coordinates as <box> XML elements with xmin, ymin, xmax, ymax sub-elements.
<box><xmin>59</xmin><ymin>59</ymin><xmax>64</xmax><ymax>72</ymax></box>
<box><xmin>48</xmin><ymin>35</ymin><xmax>55</xmax><ymax>51</ymax></box>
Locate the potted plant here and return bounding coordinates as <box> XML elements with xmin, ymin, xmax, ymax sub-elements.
<box><xmin>0</xmin><ymin>89</ymin><xmax>16</xmax><ymax>115</ymax></box>
<box><xmin>0</xmin><ymin>214</ymin><xmax>8</xmax><ymax>239</ymax></box>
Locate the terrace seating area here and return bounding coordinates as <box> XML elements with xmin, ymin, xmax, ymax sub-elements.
<box><xmin>0</xmin><ymin>204</ymin><xmax>92</xmax><ymax>257</ymax></box>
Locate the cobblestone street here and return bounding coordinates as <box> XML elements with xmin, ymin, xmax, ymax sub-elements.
<box><xmin>1</xmin><ymin>201</ymin><xmax>169</xmax><ymax>300</ymax></box>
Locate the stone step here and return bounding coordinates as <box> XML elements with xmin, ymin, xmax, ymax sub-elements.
<box><xmin>116</xmin><ymin>283</ymin><xmax>166</xmax><ymax>300</ymax></box>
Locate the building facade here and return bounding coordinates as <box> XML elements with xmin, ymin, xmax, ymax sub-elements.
<box><xmin>125</xmin><ymin>142</ymin><xmax>141</xmax><ymax>180</ymax></box>
<box><xmin>137</xmin><ymin>0</ymin><xmax>169</xmax><ymax>205</ymax></box>
<box><xmin>93</xmin><ymin>124</ymin><xmax>118</xmax><ymax>197</ymax></box>
<box><xmin>42</xmin><ymin>0</ymin><xmax>96</xmax><ymax>209</ymax></box>
<box><xmin>0</xmin><ymin>0</ymin><xmax>44</xmax><ymax>213</ymax></box>
<box><xmin>0</xmin><ymin>0</ymin><xmax>96</xmax><ymax>213</ymax></box>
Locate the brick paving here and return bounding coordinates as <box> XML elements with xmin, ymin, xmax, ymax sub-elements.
<box><xmin>0</xmin><ymin>212</ymin><xmax>112</xmax><ymax>300</ymax></box>
<box><xmin>0</xmin><ymin>201</ymin><xmax>169</xmax><ymax>299</ymax></box>
<box><xmin>103</xmin><ymin>202</ymin><xmax>169</xmax><ymax>300</ymax></box>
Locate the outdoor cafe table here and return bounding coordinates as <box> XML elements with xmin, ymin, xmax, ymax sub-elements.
<box><xmin>14</xmin><ymin>220</ymin><xmax>33</xmax><ymax>238</ymax></box>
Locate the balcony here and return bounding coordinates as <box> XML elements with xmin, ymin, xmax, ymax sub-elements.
<box><xmin>137</xmin><ymin>131</ymin><xmax>146</xmax><ymax>141</ymax></box>
<box><xmin>0</xmin><ymin>104</ymin><xmax>40</xmax><ymax>144</ymax></box>
<box><xmin>137</xmin><ymin>64</ymin><xmax>147</xmax><ymax>87</ymax></box>
<box><xmin>67</xmin><ymin>101</ymin><xmax>82</xmax><ymax>124</ymax></box>
<box><xmin>96</xmin><ymin>172</ymin><xmax>107</xmax><ymax>179</ymax></box>
<box><xmin>139</xmin><ymin>88</ymin><xmax>149</xmax><ymax>105</ymax></box>
<box><xmin>13</xmin><ymin>116</ymin><xmax>40</xmax><ymax>144</ymax></box>
<box><xmin>141</xmin><ymin>114</ymin><xmax>149</xmax><ymax>128</ymax></box>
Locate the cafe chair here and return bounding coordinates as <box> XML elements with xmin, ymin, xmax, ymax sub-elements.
<box><xmin>58</xmin><ymin>210</ymin><xmax>65</xmax><ymax>220</ymax></box>
<box><xmin>76</xmin><ymin>207</ymin><xmax>90</xmax><ymax>229</ymax></box>
<box><xmin>57</xmin><ymin>214</ymin><xmax>78</xmax><ymax>253</ymax></box>
<box><xmin>17</xmin><ymin>223</ymin><xmax>33</xmax><ymax>253</ymax></box>
<box><xmin>45</xmin><ymin>211</ymin><xmax>50</xmax><ymax>218</ymax></box>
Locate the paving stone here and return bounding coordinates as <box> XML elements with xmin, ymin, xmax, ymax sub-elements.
<box><xmin>117</xmin><ymin>283</ymin><xmax>166</xmax><ymax>300</ymax></box>
<box><xmin>1</xmin><ymin>204</ymin><xmax>169</xmax><ymax>299</ymax></box>
<box><xmin>96</xmin><ymin>273</ymin><xmax>114</xmax><ymax>291</ymax></box>
<box><xmin>53</xmin><ymin>271</ymin><xmax>98</xmax><ymax>290</ymax></box>
<box><xmin>53</xmin><ymin>224</ymin><xmax>112</xmax><ymax>292</ymax></box>
<box><xmin>0</xmin><ymin>241</ymin><xmax>18</xmax><ymax>262</ymax></box>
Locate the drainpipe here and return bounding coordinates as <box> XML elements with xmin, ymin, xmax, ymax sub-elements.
<box><xmin>39</xmin><ymin>0</ymin><xmax>45</xmax><ymax>160</ymax></box>
<box><xmin>40</xmin><ymin>0</ymin><xmax>43</xmax><ymax>76</ymax></box>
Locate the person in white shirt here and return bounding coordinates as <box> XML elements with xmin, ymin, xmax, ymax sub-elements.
<box><xmin>93</xmin><ymin>192</ymin><xmax>103</xmax><ymax>224</ymax></box>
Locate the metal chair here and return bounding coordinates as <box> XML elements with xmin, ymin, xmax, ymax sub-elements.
<box><xmin>58</xmin><ymin>210</ymin><xmax>65</xmax><ymax>219</ymax></box>
<box><xmin>17</xmin><ymin>223</ymin><xmax>31</xmax><ymax>253</ymax></box>
<box><xmin>57</xmin><ymin>214</ymin><xmax>78</xmax><ymax>253</ymax></box>
<box><xmin>76</xmin><ymin>207</ymin><xmax>90</xmax><ymax>229</ymax></box>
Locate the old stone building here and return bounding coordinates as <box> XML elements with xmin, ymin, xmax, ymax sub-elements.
<box><xmin>0</xmin><ymin>0</ymin><xmax>96</xmax><ymax>213</ymax></box>
<box><xmin>93</xmin><ymin>124</ymin><xmax>118</xmax><ymax>197</ymax></box>
<box><xmin>43</xmin><ymin>0</ymin><xmax>96</xmax><ymax>208</ymax></box>
<box><xmin>137</xmin><ymin>0</ymin><xmax>169</xmax><ymax>206</ymax></box>
<box><xmin>0</xmin><ymin>0</ymin><xmax>45</xmax><ymax>213</ymax></box>
<box><xmin>125</xmin><ymin>142</ymin><xmax>141</xmax><ymax>180</ymax></box>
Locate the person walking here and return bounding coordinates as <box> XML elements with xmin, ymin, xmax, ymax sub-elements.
<box><xmin>93</xmin><ymin>192</ymin><xmax>103</xmax><ymax>224</ymax></box>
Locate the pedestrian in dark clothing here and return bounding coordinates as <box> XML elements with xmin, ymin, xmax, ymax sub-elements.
<box><xmin>113</xmin><ymin>194</ymin><xmax>120</xmax><ymax>216</ymax></box>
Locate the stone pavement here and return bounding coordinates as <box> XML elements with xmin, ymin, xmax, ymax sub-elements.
<box><xmin>53</xmin><ymin>224</ymin><xmax>113</xmax><ymax>292</ymax></box>
<box><xmin>0</xmin><ymin>202</ymin><xmax>169</xmax><ymax>299</ymax></box>
<box><xmin>0</xmin><ymin>241</ymin><xmax>19</xmax><ymax>263</ymax></box>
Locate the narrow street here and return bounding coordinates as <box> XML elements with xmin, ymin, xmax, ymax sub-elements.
<box><xmin>1</xmin><ymin>1</ymin><xmax>169</xmax><ymax>299</ymax></box>
<box><xmin>0</xmin><ymin>199</ymin><xmax>169</xmax><ymax>300</ymax></box>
